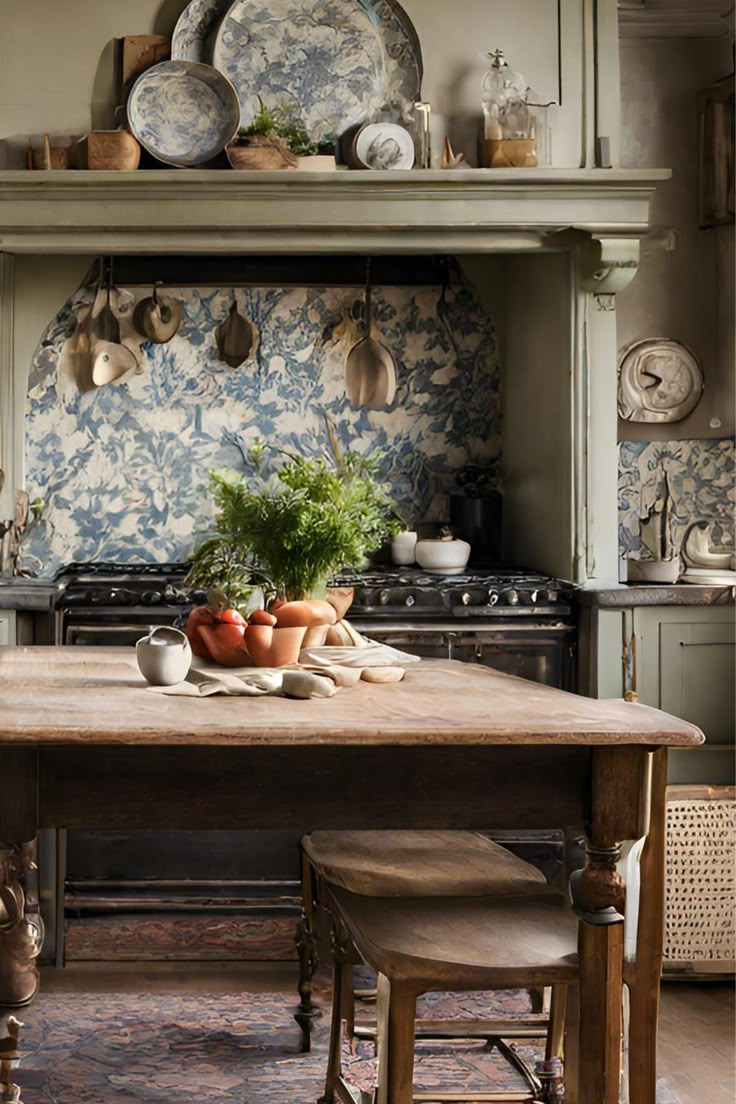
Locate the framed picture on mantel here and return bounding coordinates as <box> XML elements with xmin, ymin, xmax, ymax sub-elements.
<box><xmin>698</xmin><ymin>73</ymin><xmax>735</xmax><ymax>228</ymax></box>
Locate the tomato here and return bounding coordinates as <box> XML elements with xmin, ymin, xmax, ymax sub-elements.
<box><xmin>197</xmin><ymin>623</ymin><xmax>249</xmax><ymax>668</ymax></box>
<box><xmin>249</xmin><ymin>609</ymin><xmax>278</xmax><ymax>627</ymax></box>
<box><xmin>184</xmin><ymin>605</ymin><xmax>217</xmax><ymax>659</ymax></box>
<box><xmin>220</xmin><ymin>609</ymin><xmax>246</xmax><ymax>626</ymax></box>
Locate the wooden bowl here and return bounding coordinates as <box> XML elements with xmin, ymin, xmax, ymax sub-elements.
<box><xmin>226</xmin><ymin>136</ymin><xmax>297</xmax><ymax>170</ymax></box>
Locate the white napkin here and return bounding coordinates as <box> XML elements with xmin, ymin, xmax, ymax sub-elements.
<box><xmin>298</xmin><ymin>641</ymin><xmax>421</xmax><ymax>668</ymax></box>
<box><xmin>148</xmin><ymin>668</ymin><xmax>338</xmax><ymax>699</ymax></box>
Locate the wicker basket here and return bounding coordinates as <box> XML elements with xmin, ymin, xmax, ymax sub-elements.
<box><xmin>664</xmin><ymin>785</ymin><xmax>736</xmax><ymax>976</ymax></box>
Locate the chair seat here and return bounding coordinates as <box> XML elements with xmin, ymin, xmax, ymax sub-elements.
<box><xmin>303</xmin><ymin>830</ymin><xmax>548</xmax><ymax>897</ymax></box>
<box><xmin>330</xmin><ymin>886</ymin><xmax>579</xmax><ymax>990</ymax></box>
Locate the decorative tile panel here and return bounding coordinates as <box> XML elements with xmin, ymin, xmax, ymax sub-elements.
<box><xmin>619</xmin><ymin>439</ymin><xmax>736</xmax><ymax>558</ymax></box>
<box><xmin>22</xmin><ymin>275</ymin><xmax>500</xmax><ymax>575</ymax></box>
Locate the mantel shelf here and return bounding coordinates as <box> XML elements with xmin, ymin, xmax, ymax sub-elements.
<box><xmin>0</xmin><ymin>168</ymin><xmax>671</xmax><ymax>254</ymax></box>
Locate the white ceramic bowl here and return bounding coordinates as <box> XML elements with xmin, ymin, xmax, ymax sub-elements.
<box><xmin>627</xmin><ymin>558</ymin><xmax>681</xmax><ymax>585</ymax></box>
<box><xmin>415</xmin><ymin>538</ymin><xmax>471</xmax><ymax>575</ymax></box>
<box><xmin>136</xmin><ymin>626</ymin><xmax>192</xmax><ymax>686</ymax></box>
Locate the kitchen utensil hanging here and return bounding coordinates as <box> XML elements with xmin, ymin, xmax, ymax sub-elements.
<box><xmin>133</xmin><ymin>282</ymin><xmax>182</xmax><ymax>343</ymax></box>
<box><xmin>89</xmin><ymin>258</ymin><xmax>137</xmax><ymax>386</ymax></box>
<box><xmin>345</xmin><ymin>259</ymin><xmax>397</xmax><ymax>410</ymax></box>
<box><xmin>89</xmin><ymin>257</ymin><xmax>122</xmax><ymax>345</ymax></box>
<box><xmin>215</xmin><ymin>296</ymin><xmax>254</xmax><ymax>368</ymax></box>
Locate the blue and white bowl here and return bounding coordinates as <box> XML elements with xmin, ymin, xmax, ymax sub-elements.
<box><xmin>127</xmin><ymin>60</ymin><xmax>240</xmax><ymax>168</ymax></box>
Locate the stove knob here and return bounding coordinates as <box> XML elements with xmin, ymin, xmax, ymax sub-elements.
<box><xmin>503</xmin><ymin>588</ymin><xmax>520</xmax><ymax>606</ymax></box>
<box><xmin>529</xmin><ymin>589</ymin><xmax>539</xmax><ymax>605</ymax></box>
<box><xmin>141</xmin><ymin>590</ymin><xmax>162</xmax><ymax>606</ymax></box>
<box><xmin>546</xmin><ymin>588</ymin><xmax>558</xmax><ymax>603</ymax></box>
<box><xmin>379</xmin><ymin>589</ymin><xmax>391</xmax><ymax>606</ymax></box>
<box><xmin>191</xmin><ymin>590</ymin><xmax>208</xmax><ymax>606</ymax></box>
<box><xmin>488</xmin><ymin>590</ymin><xmax>499</xmax><ymax>607</ymax></box>
<box><xmin>405</xmin><ymin>594</ymin><xmax>416</xmax><ymax>607</ymax></box>
<box><xmin>461</xmin><ymin>592</ymin><xmax>472</xmax><ymax>606</ymax></box>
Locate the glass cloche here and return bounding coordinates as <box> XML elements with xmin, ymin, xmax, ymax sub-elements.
<box><xmin>481</xmin><ymin>49</ymin><xmax>551</xmax><ymax>167</ymax></box>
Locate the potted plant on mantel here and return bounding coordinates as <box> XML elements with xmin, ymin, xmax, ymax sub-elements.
<box><xmin>226</xmin><ymin>101</ymin><xmax>336</xmax><ymax>171</ymax></box>
<box><xmin>184</xmin><ymin>437</ymin><xmax>400</xmax><ymax>664</ymax></box>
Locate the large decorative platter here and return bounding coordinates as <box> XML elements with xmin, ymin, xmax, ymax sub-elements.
<box><xmin>127</xmin><ymin>60</ymin><xmax>240</xmax><ymax>167</ymax></box>
<box><xmin>172</xmin><ymin>0</ymin><xmax>230</xmax><ymax>62</ymax></box>
<box><xmin>212</xmin><ymin>0</ymin><xmax>423</xmax><ymax>143</ymax></box>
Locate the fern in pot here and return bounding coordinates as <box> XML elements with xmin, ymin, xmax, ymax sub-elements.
<box><xmin>187</xmin><ymin>440</ymin><xmax>400</xmax><ymax>629</ymax></box>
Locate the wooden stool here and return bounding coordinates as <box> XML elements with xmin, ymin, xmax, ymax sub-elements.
<box><xmin>323</xmin><ymin>887</ymin><xmax>580</xmax><ymax>1104</ymax></box>
<box><xmin>295</xmin><ymin>831</ymin><xmax>550</xmax><ymax>1051</ymax></box>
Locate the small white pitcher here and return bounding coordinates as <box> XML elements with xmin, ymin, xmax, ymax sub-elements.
<box><xmin>136</xmin><ymin>626</ymin><xmax>192</xmax><ymax>686</ymax></box>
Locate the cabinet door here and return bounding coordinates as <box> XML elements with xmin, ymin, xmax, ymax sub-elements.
<box><xmin>660</xmin><ymin>620</ymin><xmax>736</xmax><ymax>745</ymax></box>
<box><xmin>0</xmin><ymin>611</ymin><xmax>16</xmax><ymax>645</ymax></box>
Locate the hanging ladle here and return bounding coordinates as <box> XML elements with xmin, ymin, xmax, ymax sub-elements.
<box><xmin>345</xmin><ymin>259</ymin><xmax>397</xmax><ymax>410</ymax></box>
<box><xmin>133</xmin><ymin>282</ymin><xmax>182</xmax><ymax>344</ymax></box>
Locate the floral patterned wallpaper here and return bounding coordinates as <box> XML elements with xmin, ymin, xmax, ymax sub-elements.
<box><xmin>22</xmin><ymin>275</ymin><xmax>500</xmax><ymax>575</ymax></box>
<box><xmin>618</xmin><ymin>438</ymin><xmax>736</xmax><ymax>558</ymax></box>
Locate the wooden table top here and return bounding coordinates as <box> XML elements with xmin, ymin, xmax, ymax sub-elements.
<box><xmin>0</xmin><ymin>648</ymin><xmax>704</xmax><ymax>749</ymax></box>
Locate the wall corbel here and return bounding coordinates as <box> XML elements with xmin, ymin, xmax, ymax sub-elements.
<box><xmin>579</xmin><ymin>237</ymin><xmax>641</xmax><ymax>294</ymax></box>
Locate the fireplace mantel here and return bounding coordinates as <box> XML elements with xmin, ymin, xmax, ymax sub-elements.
<box><xmin>0</xmin><ymin>168</ymin><xmax>669</xmax><ymax>254</ymax></box>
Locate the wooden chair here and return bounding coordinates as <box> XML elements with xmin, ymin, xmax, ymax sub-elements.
<box><xmin>322</xmin><ymin>885</ymin><xmax>579</xmax><ymax>1104</ymax></box>
<box><xmin>295</xmin><ymin>830</ymin><xmax>552</xmax><ymax>1051</ymax></box>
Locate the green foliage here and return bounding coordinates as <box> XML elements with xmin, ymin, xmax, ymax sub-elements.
<box><xmin>188</xmin><ymin>443</ymin><xmax>400</xmax><ymax>602</ymax></box>
<box><xmin>239</xmin><ymin>99</ymin><xmax>328</xmax><ymax>157</ymax></box>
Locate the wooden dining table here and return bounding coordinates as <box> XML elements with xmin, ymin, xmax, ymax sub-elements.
<box><xmin>0</xmin><ymin>647</ymin><xmax>703</xmax><ymax>1104</ymax></box>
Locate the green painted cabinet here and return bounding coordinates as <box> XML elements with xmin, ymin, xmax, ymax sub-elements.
<box><xmin>0</xmin><ymin>611</ymin><xmax>17</xmax><ymax>645</ymax></box>
<box><xmin>636</xmin><ymin>607</ymin><xmax>735</xmax><ymax>785</ymax></box>
<box><xmin>584</xmin><ymin>601</ymin><xmax>735</xmax><ymax>784</ymax></box>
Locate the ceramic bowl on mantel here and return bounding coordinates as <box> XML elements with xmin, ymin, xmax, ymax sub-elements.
<box><xmin>127</xmin><ymin>60</ymin><xmax>240</xmax><ymax>167</ymax></box>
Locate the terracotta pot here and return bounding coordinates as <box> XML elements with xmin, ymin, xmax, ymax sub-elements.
<box><xmin>226</xmin><ymin>135</ymin><xmax>298</xmax><ymax>170</ymax></box>
<box><xmin>244</xmin><ymin>624</ymin><xmax>307</xmax><ymax>667</ymax></box>
<box><xmin>302</xmin><ymin>623</ymin><xmax>331</xmax><ymax>649</ymax></box>
<box><xmin>326</xmin><ymin>586</ymin><xmax>355</xmax><ymax>621</ymax></box>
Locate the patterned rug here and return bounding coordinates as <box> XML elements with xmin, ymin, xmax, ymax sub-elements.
<box><xmin>11</xmin><ymin>983</ymin><xmax>682</xmax><ymax>1103</ymax></box>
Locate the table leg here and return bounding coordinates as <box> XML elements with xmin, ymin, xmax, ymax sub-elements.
<box><xmin>628</xmin><ymin>749</ymin><xmax>667</xmax><ymax>1104</ymax></box>
<box><xmin>570</xmin><ymin>747</ymin><xmax>649</xmax><ymax>1104</ymax></box>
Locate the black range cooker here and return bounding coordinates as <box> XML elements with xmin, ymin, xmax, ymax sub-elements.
<box><xmin>54</xmin><ymin>561</ymin><xmax>577</xmax><ymax>690</ymax></box>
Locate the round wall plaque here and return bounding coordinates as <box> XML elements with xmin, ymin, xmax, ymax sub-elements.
<box><xmin>618</xmin><ymin>338</ymin><xmax>704</xmax><ymax>423</ymax></box>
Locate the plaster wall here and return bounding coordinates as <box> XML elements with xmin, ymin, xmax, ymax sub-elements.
<box><xmin>0</xmin><ymin>0</ymin><xmax>583</xmax><ymax>167</ymax></box>
<box><xmin>618</xmin><ymin>37</ymin><xmax>735</xmax><ymax>441</ymax></box>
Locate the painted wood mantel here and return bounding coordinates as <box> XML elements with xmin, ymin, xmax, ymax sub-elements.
<box><xmin>0</xmin><ymin>167</ymin><xmax>668</xmax><ymax>584</ymax></box>
<box><xmin>0</xmin><ymin>169</ymin><xmax>668</xmax><ymax>254</ymax></box>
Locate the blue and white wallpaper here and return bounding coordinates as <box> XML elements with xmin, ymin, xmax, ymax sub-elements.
<box><xmin>22</xmin><ymin>275</ymin><xmax>501</xmax><ymax>575</ymax></box>
<box><xmin>619</xmin><ymin>438</ymin><xmax>736</xmax><ymax>557</ymax></box>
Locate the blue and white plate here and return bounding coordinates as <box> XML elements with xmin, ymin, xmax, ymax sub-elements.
<box><xmin>172</xmin><ymin>0</ymin><xmax>231</xmax><ymax>62</ymax></box>
<box><xmin>212</xmin><ymin>0</ymin><xmax>422</xmax><ymax>144</ymax></box>
<box><xmin>127</xmin><ymin>60</ymin><xmax>240</xmax><ymax>168</ymax></box>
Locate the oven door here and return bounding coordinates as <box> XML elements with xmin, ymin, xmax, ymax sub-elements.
<box><xmin>356</xmin><ymin>623</ymin><xmax>577</xmax><ymax>692</ymax></box>
<box><xmin>56</xmin><ymin>610</ymin><xmax>183</xmax><ymax>647</ymax></box>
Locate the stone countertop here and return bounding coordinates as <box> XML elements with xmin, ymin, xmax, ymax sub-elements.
<box><xmin>578</xmin><ymin>584</ymin><xmax>736</xmax><ymax>609</ymax></box>
<box><xmin>0</xmin><ymin>578</ymin><xmax>61</xmax><ymax>612</ymax></box>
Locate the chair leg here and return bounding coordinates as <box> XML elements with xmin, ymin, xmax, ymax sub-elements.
<box><xmin>529</xmin><ymin>986</ymin><xmax>546</xmax><ymax>1014</ymax></box>
<box><xmin>375</xmin><ymin>974</ymin><xmax>417</xmax><ymax>1104</ymax></box>
<box><xmin>341</xmin><ymin>959</ymin><xmax>356</xmax><ymax>1041</ymax></box>
<box><xmin>321</xmin><ymin>955</ymin><xmax>346</xmax><ymax>1104</ymax></box>
<box><xmin>546</xmin><ymin>985</ymin><xmax>567</xmax><ymax>1061</ymax></box>
<box><xmin>294</xmin><ymin>852</ymin><xmax>319</xmax><ymax>1053</ymax></box>
<box><xmin>563</xmin><ymin>984</ymin><xmax>580</xmax><ymax>1104</ymax></box>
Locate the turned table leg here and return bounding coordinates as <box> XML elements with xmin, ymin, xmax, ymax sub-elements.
<box><xmin>628</xmin><ymin>749</ymin><xmax>668</xmax><ymax>1104</ymax></box>
<box><xmin>570</xmin><ymin>747</ymin><xmax>651</xmax><ymax>1104</ymax></box>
